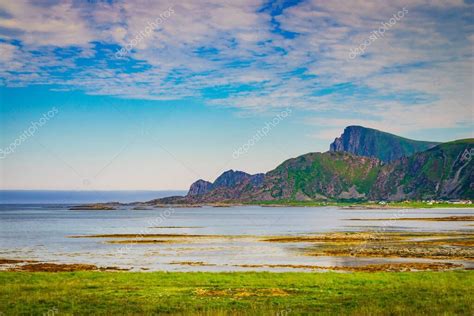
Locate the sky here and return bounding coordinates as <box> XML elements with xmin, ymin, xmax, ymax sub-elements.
<box><xmin>0</xmin><ymin>0</ymin><xmax>473</xmax><ymax>190</ymax></box>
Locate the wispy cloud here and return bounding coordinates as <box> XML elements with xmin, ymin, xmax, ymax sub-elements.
<box><xmin>0</xmin><ymin>0</ymin><xmax>472</xmax><ymax>134</ymax></box>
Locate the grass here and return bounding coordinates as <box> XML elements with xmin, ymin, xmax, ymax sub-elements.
<box><xmin>0</xmin><ymin>271</ymin><xmax>473</xmax><ymax>315</ymax></box>
<box><xmin>247</xmin><ymin>200</ymin><xmax>474</xmax><ymax>208</ymax></box>
<box><xmin>373</xmin><ymin>201</ymin><xmax>474</xmax><ymax>208</ymax></box>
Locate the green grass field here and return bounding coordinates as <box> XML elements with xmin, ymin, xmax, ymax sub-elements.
<box><xmin>0</xmin><ymin>271</ymin><xmax>473</xmax><ymax>315</ymax></box>
<box><xmin>248</xmin><ymin>200</ymin><xmax>474</xmax><ymax>208</ymax></box>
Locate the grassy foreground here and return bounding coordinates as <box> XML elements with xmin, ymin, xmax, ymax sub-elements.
<box><xmin>0</xmin><ymin>271</ymin><xmax>473</xmax><ymax>315</ymax></box>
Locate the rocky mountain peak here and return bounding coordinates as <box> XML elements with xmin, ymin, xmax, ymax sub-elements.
<box><xmin>187</xmin><ymin>179</ymin><xmax>212</xmax><ymax>196</ymax></box>
<box><xmin>213</xmin><ymin>170</ymin><xmax>252</xmax><ymax>188</ymax></box>
<box><xmin>330</xmin><ymin>126</ymin><xmax>440</xmax><ymax>163</ymax></box>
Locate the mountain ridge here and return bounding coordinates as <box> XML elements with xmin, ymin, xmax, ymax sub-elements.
<box><xmin>168</xmin><ymin>127</ymin><xmax>472</xmax><ymax>203</ymax></box>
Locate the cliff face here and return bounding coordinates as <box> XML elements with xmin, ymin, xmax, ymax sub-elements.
<box><xmin>330</xmin><ymin>126</ymin><xmax>440</xmax><ymax>163</ymax></box>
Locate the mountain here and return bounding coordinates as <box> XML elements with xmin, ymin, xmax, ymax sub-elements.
<box><xmin>213</xmin><ymin>170</ymin><xmax>263</xmax><ymax>188</ymax></box>
<box><xmin>248</xmin><ymin>152</ymin><xmax>382</xmax><ymax>201</ymax></box>
<box><xmin>180</xmin><ymin>170</ymin><xmax>265</xmax><ymax>203</ymax></box>
<box><xmin>155</xmin><ymin>140</ymin><xmax>472</xmax><ymax>204</ymax></box>
<box><xmin>135</xmin><ymin>128</ymin><xmax>473</xmax><ymax>206</ymax></box>
<box><xmin>188</xmin><ymin>180</ymin><xmax>213</xmax><ymax>196</ymax></box>
<box><xmin>330</xmin><ymin>126</ymin><xmax>440</xmax><ymax>163</ymax></box>
<box><xmin>370</xmin><ymin>139</ymin><xmax>474</xmax><ymax>200</ymax></box>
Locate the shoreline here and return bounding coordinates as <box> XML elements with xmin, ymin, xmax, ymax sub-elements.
<box><xmin>69</xmin><ymin>201</ymin><xmax>474</xmax><ymax>210</ymax></box>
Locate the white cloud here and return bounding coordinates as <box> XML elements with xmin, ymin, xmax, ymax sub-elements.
<box><xmin>0</xmin><ymin>0</ymin><xmax>472</xmax><ymax>135</ymax></box>
<box><xmin>0</xmin><ymin>42</ymin><xmax>17</xmax><ymax>62</ymax></box>
<box><xmin>0</xmin><ymin>0</ymin><xmax>94</xmax><ymax>47</ymax></box>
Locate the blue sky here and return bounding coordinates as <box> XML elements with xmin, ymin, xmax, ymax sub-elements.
<box><xmin>0</xmin><ymin>0</ymin><xmax>473</xmax><ymax>190</ymax></box>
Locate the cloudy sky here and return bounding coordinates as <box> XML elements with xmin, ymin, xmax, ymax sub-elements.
<box><xmin>0</xmin><ymin>0</ymin><xmax>473</xmax><ymax>190</ymax></box>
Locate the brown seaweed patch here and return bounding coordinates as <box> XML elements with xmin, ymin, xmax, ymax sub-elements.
<box><xmin>264</xmin><ymin>232</ymin><xmax>474</xmax><ymax>260</ymax></box>
<box><xmin>8</xmin><ymin>262</ymin><xmax>129</xmax><ymax>272</ymax></box>
<box><xmin>263</xmin><ymin>232</ymin><xmax>397</xmax><ymax>243</ymax></box>
<box><xmin>309</xmin><ymin>244</ymin><xmax>474</xmax><ymax>260</ymax></box>
<box><xmin>236</xmin><ymin>262</ymin><xmax>462</xmax><ymax>272</ymax></box>
<box><xmin>0</xmin><ymin>258</ymin><xmax>37</xmax><ymax>264</ymax></box>
<box><xmin>194</xmin><ymin>288</ymin><xmax>289</xmax><ymax>297</ymax></box>
<box><xmin>416</xmin><ymin>238</ymin><xmax>474</xmax><ymax>247</ymax></box>
<box><xmin>264</xmin><ymin>232</ymin><xmax>474</xmax><ymax>244</ymax></box>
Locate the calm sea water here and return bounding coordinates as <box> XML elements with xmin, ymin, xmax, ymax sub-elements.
<box><xmin>0</xmin><ymin>190</ymin><xmax>186</xmax><ymax>204</ymax></box>
<box><xmin>0</xmin><ymin>201</ymin><xmax>472</xmax><ymax>271</ymax></box>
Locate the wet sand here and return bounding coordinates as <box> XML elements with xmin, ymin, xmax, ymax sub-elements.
<box><xmin>3</xmin><ymin>230</ymin><xmax>473</xmax><ymax>272</ymax></box>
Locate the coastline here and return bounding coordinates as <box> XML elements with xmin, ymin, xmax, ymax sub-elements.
<box><xmin>69</xmin><ymin>200</ymin><xmax>474</xmax><ymax>210</ymax></box>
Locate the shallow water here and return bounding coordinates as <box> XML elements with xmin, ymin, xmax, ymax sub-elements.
<box><xmin>0</xmin><ymin>205</ymin><xmax>472</xmax><ymax>271</ymax></box>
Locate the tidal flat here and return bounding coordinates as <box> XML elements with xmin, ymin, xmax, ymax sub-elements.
<box><xmin>4</xmin><ymin>231</ymin><xmax>472</xmax><ymax>272</ymax></box>
<box><xmin>266</xmin><ymin>231</ymin><xmax>474</xmax><ymax>261</ymax></box>
<box><xmin>1</xmin><ymin>205</ymin><xmax>473</xmax><ymax>272</ymax></box>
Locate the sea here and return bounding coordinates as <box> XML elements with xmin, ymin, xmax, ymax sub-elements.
<box><xmin>0</xmin><ymin>190</ymin><xmax>472</xmax><ymax>272</ymax></box>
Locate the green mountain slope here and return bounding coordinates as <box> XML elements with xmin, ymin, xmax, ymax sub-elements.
<box><xmin>370</xmin><ymin>139</ymin><xmax>474</xmax><ymax>200</ymax></box>
<box><xmin>252</xmin><ymin>152</ymin><xmax>382</xmax><ymax>201</ymax></box>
